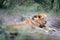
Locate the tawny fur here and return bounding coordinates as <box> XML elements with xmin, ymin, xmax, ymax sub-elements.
<box><xmin>7</xmin><ymin>13</ymin><xmax>55</xmax><ymax>32</ymax></box>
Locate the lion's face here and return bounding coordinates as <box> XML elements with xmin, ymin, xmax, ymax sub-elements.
<box><xmin>32</xmin><ymin>14</ymin><xmax>47</xmax><ymax>28</ymax></box>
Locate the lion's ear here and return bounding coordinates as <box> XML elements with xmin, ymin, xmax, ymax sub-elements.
<box><xmin>33</xmin><ymin>15</ymin><xmax>37</xmax><ymax>18</ymax></box>
<box><xmin>32</xmin><ymin>15</ymin><xmax>37</xmax><ymax>20</ymax></box>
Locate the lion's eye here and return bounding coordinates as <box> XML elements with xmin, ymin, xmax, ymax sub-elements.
<box><xmin>38</xmin><ymin>16</ymin><xmax>41</xmax><ymax>18</ymax></box>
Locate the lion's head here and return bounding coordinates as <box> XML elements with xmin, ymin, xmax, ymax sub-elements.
<box><xmin>32</xmin><ymin>13</ymin><xmax>47</xmax><ymax>28</ymax></box>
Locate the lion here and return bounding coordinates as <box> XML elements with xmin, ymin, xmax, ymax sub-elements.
<box><xmin>32</xmin><ymin>13</ymin><xmax>47</xmax><ymax>28</ymax></box>
<box><xmin>6</xmin><ymin>13</ymin><xmax>55</xmax><ymax>33</ymax></box>
<box><xmin>6</xmin><ymin>13</ymin><xmax>56</xmax><ymax>38</ymax></box>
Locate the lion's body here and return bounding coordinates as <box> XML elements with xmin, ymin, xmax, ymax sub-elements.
<box><xmin>7</xmin><ymin>19</ymin><xmax>40</xmax><ymax>32</ymax></box>
<box><xmin>6</xmin><ymin>13</ymin><xmax>55</xmax><ymax>32</ymax></box>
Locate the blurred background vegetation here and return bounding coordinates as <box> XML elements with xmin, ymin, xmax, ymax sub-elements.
<box><xmin>0</xmin><ymin>0</ymin><xmax>60</xmax><ymax>17</ymax></box>
<box><xmin>0</xmin><ymin>0</ymin><xmax>60</xmax><ymax>11</ymax></box>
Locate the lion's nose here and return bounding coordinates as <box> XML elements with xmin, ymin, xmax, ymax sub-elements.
<box><xmin>43</xmin><ymin>21</ymin><xmax>47</xmax><ymax>24</ymax></box>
